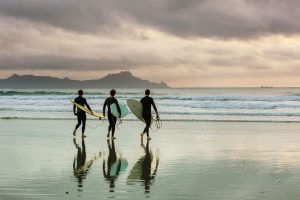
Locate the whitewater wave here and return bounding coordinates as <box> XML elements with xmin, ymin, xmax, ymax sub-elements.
<box><xmin>2</xmin><ymin>90</ymin><xmax>300</xmax><ymax>103</ymax></box>
<box><xmin>2</xmin><ymin>88</ymin><xmax>300</xmax><ymax>122</ymax></box>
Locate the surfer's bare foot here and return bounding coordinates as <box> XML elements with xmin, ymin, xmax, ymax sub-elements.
<box><xmin>112</xmin><ymin>137</ymin><xmax>116</xmax><ymax>139</ymax></box>
<box><xmin>82</xmin><ymin>134</ymin><xmax>87</xmax><ymax>138</ymax></box>
<box><xmin>107</xmin><ymin>134</ymin><xmax>110</xmax><ymax>138</ymax></box>
<box><xmin>147</xmin><ymin>137</ymin><xmax>152</xmax><ymax>140</ymax></box>
<box><xmin>73</xmin><ymin>130</ymin><xmax>76</xmax><ymax>136</ymax></box>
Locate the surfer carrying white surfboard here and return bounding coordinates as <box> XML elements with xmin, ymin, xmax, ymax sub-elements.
<box><xmin>73</xmin><ymin>90</ymin><xmax>93</xmax><ymax>137</ymax></box>
<box><xmin>103</xmin><ymin>89</ymin><xmax>121</xmax><ymax>139</ymax></box>
<box><xmin>140</xmin><ymin>89</ymin><xmax>159</xmax><ymax>140</ymax></box>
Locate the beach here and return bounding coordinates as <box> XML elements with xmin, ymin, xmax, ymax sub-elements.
<box><xmin>1</xmin><ymin>119</ymin><xmax>300</xmax><ymax>200</ymax></box>
<box><xmin>2</xmin><ymin>0</ymin><xmax>300</xmax><ymax>199</ymax></box>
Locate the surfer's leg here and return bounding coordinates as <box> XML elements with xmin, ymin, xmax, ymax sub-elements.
<box><xmin>145</xmin><ymin>116</ymin><xmax>151</xmax><ymax>138</ymax></box>
<box><xmin>108</xmin><ymin>125</ymin><xmax>111</xmax><ymax>137</ymax></box>
<box><xmin>111</xmin><ymin>116</ymin><xmax>117</xmax><ymax>138</ymax></box>
<box><xmin>141</xmin><ymin>121</ymin><xmax>145</xmax><ymax>139</ymax></box>
<box><xmin>107</xmin><ymin>114</ymin><xmax>113</xmax><ymax>137</ymax></box>
<box><xmin>74</xmin><ymin>114</ymin><xmax>82</xmax><ymax>136</ymax></box>
<box><xmin>81</xmin><ymin>113</ymin><xmax>86</xmax><ymax>136</ymax></box>
<box><xmin>145</xmin><ymin>123</ymin><xmax>150</xmax><ymax>137</ymax></box>
<box><xmin>75</xmin><ymin>114</ymin><xmax>81</xmax><ymax>129</ymax></box>
<box><xmin>142</xmin><ymin>114</ymin><xmax>148</xmax><ymax>135</ymax></box>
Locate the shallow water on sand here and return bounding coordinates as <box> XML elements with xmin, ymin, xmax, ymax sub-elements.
<box><xmin>1</xmin><ymin>120</ymin><xmax>300</xmax><ymax>200</ymax></box>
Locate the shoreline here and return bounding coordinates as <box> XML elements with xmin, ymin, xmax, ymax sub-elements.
<box><xmin>1</xmin><ymin>118</ymin><xmax>300</xmax><ymax>123</ymax></box>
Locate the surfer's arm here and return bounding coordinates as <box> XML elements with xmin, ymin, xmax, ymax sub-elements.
<box><xmin>84</xmin><ymin>99</ymin><xmax>92</xmax><ymax>113</ymax></box>
<box><xmin>151</xmin><ymin>99</ymin><xmax>159</xmax><ymax>116</ymax></box>
<box><xmin>103</xmin><ymin>99</ymin><xmax>107</xmax><ymax>116</ymax></box>
<box><xmin>73</xmin><ymin>104</ymin><xmax>77</xmax><ymax>115</ymax></box>
<box><xmin>115</xmin><ymin>100</ymin><xmax>122</xmax><ymax>118</ymax></box>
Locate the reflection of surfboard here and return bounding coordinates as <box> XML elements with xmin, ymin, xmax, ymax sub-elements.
<box><xmin>110</xmin><ymin>103</ymin><xmax>128</xmax><ymax>118</ymax></box>
<box><xmin>110</xmin><ymin>159</ymin><xmax>128</xmax><ymax>176</ymax></box>
<box><xmin>71</xmin><ymin>100</ymin><xmax>104</xmax><ymax>118</ymax></box>
<box><xmin>127</xmin><ymin>99</ymin><xmax>145</xmax><ymax>122</ymax></box>
<box><xmin>127</xmin><ymin>157</ymin><xmax>144</xmax><ymax>182</ymax></box>
<box><xmin>126</xmin><ymin>153</ymin><xmax>159</xmax><ymax>185</ymax></box>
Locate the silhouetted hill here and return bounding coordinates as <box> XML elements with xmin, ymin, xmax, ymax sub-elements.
<box><xmin>0</xmin><ymin>71</ymin><xmax>169</xmax><ymax>89</ymax></box>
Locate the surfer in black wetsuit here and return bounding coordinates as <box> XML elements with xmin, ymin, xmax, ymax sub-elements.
<box><xmin>103</xmin><ymin>89</ymin><xmax>121</xmax><ymax>139</ymax></box>
<box><xmin>73</xmin><ymin>90</ymin><xmax>93</xmax><ymax>137</ymax></box>
<box><xmin>140</xmin><ymin>89</ymin><xmax>159</xmax><ymax>140</ymax></box>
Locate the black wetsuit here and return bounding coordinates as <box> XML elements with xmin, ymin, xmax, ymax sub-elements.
<box><xmin>103</xmin><ymin>97</ymin><xmax>121</xmax><ymax>137</ymax></box>
<box><xmin>140</xmin><ymin>96</ymin><xmax>158</xmax><ymax>136</ymax></box>
<box><xmin>73</xmin><ymin>96</ymin><xmax>92</xmax><ymax>134</ymax></box>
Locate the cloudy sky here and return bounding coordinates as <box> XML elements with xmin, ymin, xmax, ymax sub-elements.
<box><xmin>1</xmin><ymin>0</ymin><xmax>300</xmax><ymax>87</ymax></box>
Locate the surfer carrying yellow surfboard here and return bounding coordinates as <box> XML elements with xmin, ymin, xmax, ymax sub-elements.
<box><xmin>140</xmin><ymin>89</ymin><xmax>159</xmax><ymax>140</ymax></box>
<box><xmin>73</xmin><ymin>90</ymin><xmax>93</xmax><ymax>137</ymax></box>
<box><xmin>103</xmin><ymin>89</ymin><xmax>121</xmax><ymax>139</ymax></box>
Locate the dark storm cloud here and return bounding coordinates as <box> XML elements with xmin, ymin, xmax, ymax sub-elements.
<box><xmin>0</xmin><ymin>54</ymin><xmax>160</xmax><ymax>71</ymax></box>
<box><xmin>1</xmin><ymin>0</ymin><xmax>300</xmax><ymax>38</ymax></box>
<box><xmin>0</xmin><ymin>0</ymin><xmax>119</xmax><ymax>33</ymax></box>
<box><xmin>114</xmin><ymin>0</ymin><xmax>300</xmax><ymax>38</ymax></box>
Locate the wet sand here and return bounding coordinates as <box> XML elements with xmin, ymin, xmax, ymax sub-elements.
<box><xmin>1</xmin><ymin>119</ymin><xmax>300</xmax><ymax>200</ymax></box>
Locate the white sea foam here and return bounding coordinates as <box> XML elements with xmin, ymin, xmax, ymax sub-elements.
<box><xmin>1</xmin><ymin>88</ymin><xmax>300</xmax><ymax>122</ymax></box>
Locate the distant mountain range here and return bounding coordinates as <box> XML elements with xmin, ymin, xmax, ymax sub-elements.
<box><xmin>0</xmin><ymin>71</ymin><xmax>169</xmax><ymax>89</ymax></box>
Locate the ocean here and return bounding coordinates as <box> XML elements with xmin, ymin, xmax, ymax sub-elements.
<box><xmin>1</xmin><ymin>88</ymin><xmax>300</xmax><ymax>122</ymax></box>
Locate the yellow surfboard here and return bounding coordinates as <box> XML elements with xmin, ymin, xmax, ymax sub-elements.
<box><xmin>71</xmin><ymin>100</ymin><xmax>104</xmax><ymax>119</ymax></box>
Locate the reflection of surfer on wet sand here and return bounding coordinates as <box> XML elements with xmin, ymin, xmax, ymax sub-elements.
<box><xmin>73</xmin><ymin>138</ymin><xmax>101</xmax><ymax>192</ymax></box>
<box><xmin>102</xmin><ymin>139</ymin><xmax>128</xmax><ymax>192</ymax></box>
<box><xmin>127</xmin><ymin>140</ymin><xmax>160</xmax><ymax>194</ymax></box>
